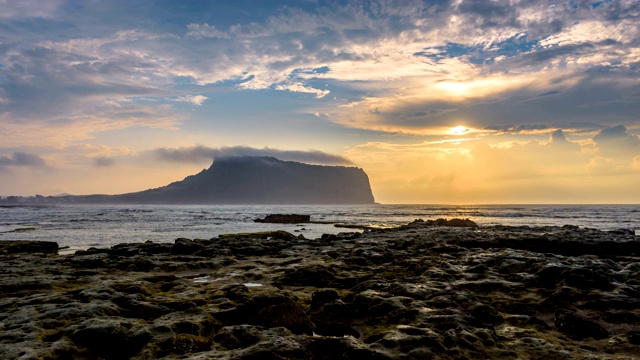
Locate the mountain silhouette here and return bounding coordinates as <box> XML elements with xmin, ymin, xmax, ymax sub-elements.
<box><xmin>79</xmin><ymin>156</ymin><xmax>375</xmax><ymax>204</ymax></box>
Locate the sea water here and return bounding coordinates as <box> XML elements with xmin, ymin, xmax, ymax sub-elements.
<box><xmin>0</xmin><ymin>204</ymin><xmax>638</xmax><ymax>254</ymax></box>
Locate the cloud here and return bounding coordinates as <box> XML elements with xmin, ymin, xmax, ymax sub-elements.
<box><xmin>0</xmin><ymin>102</ymin><xmax>183</xmax><ymax>148</ymax></box>
<box><xmin>176</xmin><ymin>95</ymin><xmax>208</xmax><ymax>106</ymax></box>
<box><xmin>274</xmin><ymin>82</ymin><xmax>330</xmax><ymax>98</ymax></box>
<box><xmin>93</xmin><ymin>157</ymin><xmax>115</xmax><ymax>167</ymax></box>
<box><xmin>592</xmin><ymin>125</ymin><xmax>640</xmax><ymax>159</ymax></box>
<box><xmin>2</xmin><ymin>0</ymin><xmax>639</xmax><ymax>141</ymax></box>
<box><xmin>0</xmin><ymin>0</ymin><xmax>62</xmax><ymax>19</ymax></box>
<box><xmin>153</xmin><ymin>146</ymin><xmax>353</xmax><ymax>165</ymax></box>
<box><xmin>593</xmin><ymin>125</ymin><xmax>637</xmax><ymax>141</ymax></box>
<box><xmin>153</xmin><ymin>145</ymin><xmax>215</xmax><ymax>163</ymax></box>
<box><xmin>0</xmin><ymin>152</ymin><xmax>46</xmax><ymax>167</ymax></box>
<box><xmin>185</xmin><ymin>23</ymin><xmax>230</xmax><ymax>39</ymax></box>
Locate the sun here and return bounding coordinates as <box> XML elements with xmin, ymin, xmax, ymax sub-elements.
<box><xmin>449</xmin><ymin>125</ymin><xmax>469</xmax><ymax>135</ymax></box>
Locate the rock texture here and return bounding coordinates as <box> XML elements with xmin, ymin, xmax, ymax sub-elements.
<box><xmin>78</xmin><ymin>157</ymin><xmax>375</xmax><ymax>204</ymax></box>
<box><xmin>1</xmin><ymin>219</ymin><xmax>639</xmax><ymax>359</ymax></box>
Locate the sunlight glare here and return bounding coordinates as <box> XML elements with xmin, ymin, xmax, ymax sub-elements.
<box><xmin>449</xmin><ymin>125</ymin><xmax>469</xmax><ymax>135</ymax></box>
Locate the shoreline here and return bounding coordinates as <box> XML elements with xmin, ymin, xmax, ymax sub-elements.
<box><xmin>1</xmin><ymin>219</ymin><xmax>639</xmax><ymax>359</ymax></box>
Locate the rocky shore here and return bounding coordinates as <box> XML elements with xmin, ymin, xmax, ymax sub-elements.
<box><xmin>1</xmin><ymin>219</ymin><xmax>639</xmax><ymax>359</ymax></box>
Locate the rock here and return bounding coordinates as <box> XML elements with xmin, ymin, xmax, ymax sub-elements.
<box><xmin>311</xmin><ymin>289</ymin><xmax>340</xmax><ymax>308</ymax></box>
<box><xmin>214</xmin><ymin>325</ymin><xmax>265</xmax><ymax>349</ymax></box>
<box><xmin>214</xmin><ymin>291</ymin><xmax>315</xmax><ymax>335</ymax></box>
<box><xmin>70</xmin><ymin>252</ymin><xmax>111</xmax><ymax>268</ymax></box>
<box><xmin>230</xmin><ymin>331</ymin><xmax>307</xmax><ymax>359</ymax></box>
<box><xmin>309</xmin><ymin>336</ymin><xmax>394</xmax><ymax>359</ymax></box>
<box><xmin>377</xmin><ymin>328</ymin><xmax>445</xmax><ymax>353</ymax></box>
<box><xmin>2</xmin><ymin>220</ymin><xmax>639</xmax><ymax>359</ymax></box>
<box><xmin>256</xmin><ymin>299</ymin><xmax>315</xmax><ymax>335</ymax></box>
<box><xmin>172</xmin><ymin>238</ymin><xmax>203</xmax><ymax>255</ymax></box>
<box><xmin>254</xmin><ymin>214</ymin><xmax>311</xmax><ymax>223</ymax></box>
<box><xmin>218</xmin><ymin>230</ymin><xmax>297</xmax><ymax>241</ymax></box>
<box><xmin>112</xmin><ymin>294</ymin><xmax>172</xmax><ymax>319</ymax></box>
<box><xmin>0</xmin><ymin>240</ymin><xmax>58</xmax><ymax>254</ymax></box>
<box><xmin>277</xmin><ymin>264</ymin><xmax>353</xmax><ymax>288</ymax></box>
<box><xmin>402</xmin><ymin>218</ymin><xmax>478</xmax><ymax>228</ymax></box>
<box><xmin>554</xmin><ymin>309</ymin><xmax>609</xmax><ymax>339</ymax></box>
<box><xmin>161</xmin><ymin>333</ymin><xmax>212</xmax><ymax>355</ymax></box>
<box><xmin>68</xmin><ymin>317</ymin><xmax>151</xmax><ymax>359</ymax></box>
<box><xmin>223</xmin><ymin>284</ymin><xmax>250</xmax><ymax>302</ymax></box>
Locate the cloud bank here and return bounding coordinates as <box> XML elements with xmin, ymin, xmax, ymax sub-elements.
<box><xmin>153</xmin><ymin>146</ymin><xmax>353</xmax><ymax>165</ymax></box>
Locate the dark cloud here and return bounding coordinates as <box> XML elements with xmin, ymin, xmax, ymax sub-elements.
<box><xmin>538</xmin><ymin>90</ymin><xmax>561</xmax><ymax>97</ymax></box>
<box><xmin>0</xmin><ymin>45</ymin><xmax>162</xmax><ymax>120</ymax></box>
<box><xmin>520</xmin><ymin>43</ymin><xmax>596</xmax><ymax>64</ymax></box>
<box><xmin>548</xmin><ymin>129</ymin><xmax>581</xmax><ymax>151</ymax></box>
<box><xmin>153</xmin><ymin>146</ymin><xmax>353</xmax><ymax>165</ymax></box>
<box><xmin>0</xmin><ymin>152</ymin><xmax>46</xmax><ymax>167</ymax></box>
<box><xmin>593</xmin><ymin>125</ymin><xmax>640</xmax><ymax>146</ymax></box>
<box><xmin>592</xmin><ymin>125</ymin><xmax>640</xmax><ymax>158</ymax></box>
<box><xmin>93</xmin><ymin>157</ymin><xmax>115</xmax><ymax>167</ymax></box>
<box><xmin>456</xmin><ymin>0</ymin><xmax>518</xmax><ymax>27</ymax></box>
<box><xmin>445</xmin><ymin>77</ymin><xmax>640</xmax><ymax>130</ymax></box>
<box><xmin>593</xmin><ymin>125</ymin><xmax>630</xmax><ymax>141</ymax></box>
<box><xmin>485</xmin><ymin>124</ymin><xmax>551</xmax><ymax>133</ymax></box>
<box><xmin>550</xmin><ymin>129</ymin><xmax>569</xmax><ymax>143</ymax></box>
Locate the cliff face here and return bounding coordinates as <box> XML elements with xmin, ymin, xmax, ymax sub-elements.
<box><xmin>106</xmin><ymin>157</ymin><xmax>375</xmax><ymax>204</ymax></box>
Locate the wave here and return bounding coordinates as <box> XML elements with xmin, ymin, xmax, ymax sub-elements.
<box><xmin>0</xmin><ymin>227</ymin><xmax>38</xmax><ymax>233</ymax></box>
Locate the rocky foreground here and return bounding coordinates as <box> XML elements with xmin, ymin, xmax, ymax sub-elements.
<box><xmin>1</xmin><ymin>219</ymin><xmax>639</xmax><ymax>359</ymax></box>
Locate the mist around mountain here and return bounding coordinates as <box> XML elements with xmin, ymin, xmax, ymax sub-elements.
<box><xmin>76</xmin><ymin>156</ymin><xmax>375</xmax><ymax>205</ymax></box>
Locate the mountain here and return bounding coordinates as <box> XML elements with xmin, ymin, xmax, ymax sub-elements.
<box><xmin>79</xmin><ymin>156</ymin><xmax>375</xmax><ymax>204</ymax></box>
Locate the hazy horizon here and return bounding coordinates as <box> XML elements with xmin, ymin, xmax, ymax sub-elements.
<box><xmin>1</xmin><ymin>1</ymin><xmax>639</xmax><ymax>204</ymax></box>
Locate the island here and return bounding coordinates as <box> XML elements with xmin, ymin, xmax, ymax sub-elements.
<box><xmin>0</xmin><ymin>157</ymin><xmax>376</xmax><ymax>205</ymax></box>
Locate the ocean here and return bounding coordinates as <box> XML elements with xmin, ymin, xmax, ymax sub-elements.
<box><xmin>1</xmin><ymin>204</ymin><xmax>638</xmax><ymax>254</ymax></box>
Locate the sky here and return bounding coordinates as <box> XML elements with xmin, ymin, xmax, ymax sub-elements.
<box><xmin>1</xmin><ymin>0</ymin><xmax>639</xmax><ymax>204</ymax></box>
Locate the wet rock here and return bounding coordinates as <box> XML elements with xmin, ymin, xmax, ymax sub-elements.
<box><xmin>255</xmin><ymin>299</ymin><xmax>315</xmax><ymax>335</ymax></box>
<box><xmin>2</xmin><ymin>219</ymin><xmax>639</xmax><ymax>359</ymax></box>
<box><xmin>0</xmin><ymin>240</ymin><xmax>58</xmax><ymax>254</ymax></box>
<box><xmin>377</xmin><ymin>328</ymin><xmax>445</xmax><ymax>353</ymax></box>
<box><xmin>402</xmin><ymin>218</ymin><xmax>478</xmax><ymax>228</ymax></box>
<box><xmin>554</xmin><ymin>309</ymin><xmax>609</xmax><ymax>339</ymax></box>
<box><xmin>161</xmin><ymin>333</ymin><xmax>212</xmax><ymax>355</ymax></box>
<box><xmin>309</xmin><ymin>336</ymin><xmax>394</xmax><ymax>360</ymax></box>
<box><xmin>70</xmin><ymin>252</ymin><xmax>111</xmax><ymax>268</ymax></box>
<box><xmin>214</xmin><ymin>325</ymin><xmax>265</xmax><ymax>349</ymax></box>
<box><xmin>311</xmin><ymin>289</ymin><xmax>340</xmax><ymax>308</ymax></box>
<box><xmin>219</xmin><ymin>230</ymin><xmax>298</xmax><ymax>241</ymax></box>
<box><xmin>224</xmin><ymin>284</ymin><xmax>250</xmax><ymax>302</ymax></box>
<box><xmin>68</xmin><ymin>317</ymin><xmax>151</xmax><ymax>359</ymax></box>
<box><xmin>468</xmin><ymin>304</ymin><xmax>503</xmax><ymax>325</ymax></box>
<box><xmin>254</xmin><ymin>214</ymin><xmax>310</xmax><ymax>223</ymax></box>
<box><xmin>172</xmin><ymin>238</ymin><xmax>203</xmax><ymax>255</ymax></box>
<box><xmin>278</xmin><ymin>264</ymin><xmax>341</xmax><ymax>288</ymax></box>
<box><xmin>215</xmin><ymin>291</ymin><xmax>315</xmax><ymax>335</ymax></box>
